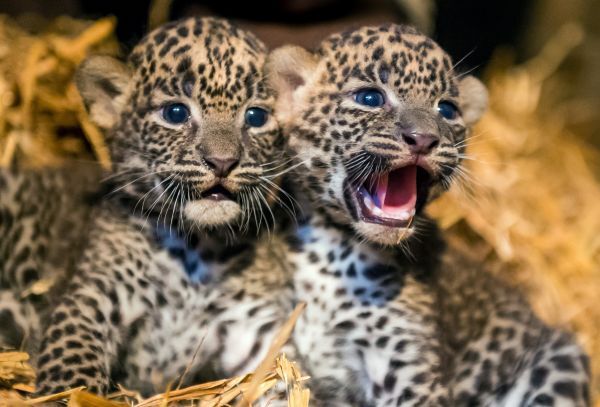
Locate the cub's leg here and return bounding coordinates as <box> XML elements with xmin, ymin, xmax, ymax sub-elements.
<box><xmin>35</xmin><ymin>211</ymin><xmax>188</xmax><ymax>395</ymax></box>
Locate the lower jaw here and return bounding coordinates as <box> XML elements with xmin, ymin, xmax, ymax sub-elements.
<box><xmin>353</xmin><ymin>220</ymin><xmax>416</xmax><ymax>246</ymax></box>
<box><xmin>357</xmin><ymin>197</ymin><xmax>413</xmax><ymax>228</ymax></box>
<box><xmin>184</xmin><ymin>199</ymin><xmax>241</xmax><ymax>227</ymax></box>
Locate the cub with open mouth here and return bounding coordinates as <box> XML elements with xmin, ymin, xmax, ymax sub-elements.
<box><xmin>270</xmin><ymin>25</ymin><xmax>487</xmax><ymax>245</ymax></box>
<box><xmin>267</xmin><ymin>24</ymin><xmax>589</xmax><ymax>406</ymax></box>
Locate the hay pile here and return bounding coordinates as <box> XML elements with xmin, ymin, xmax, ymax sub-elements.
<box><xmin>429</xmin><ymin>23</ymin><xmax>600</xmax><ymax>398</ymax></box>
<box><xmin>0</xmin><ymin>15</ymin><xmax>117</xmax><ymax>168</ymax></box>
<box><xmin>0</xmin><ymin>353</ymin><xmax>308</xmax><ymax>406</ymax></box>
<box><xmin>1</xmin><ymin>304</ymin><xmax>309</xmax><ymax>406</ymax></box>
<box><xmin>0</xmin><ymin>14</ymin><xmax>598</xmax><ymax>405</ymax></box>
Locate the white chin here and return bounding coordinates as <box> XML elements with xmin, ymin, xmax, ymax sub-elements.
<box><xmin>354</xmin><ymin>221</ymin><xmax>415</xmax><ymax>246</ymax></box>
<box><xmin>184</xmin><ymin>200</ymin><xmax>241</xmax><ymax>227</ymax></box>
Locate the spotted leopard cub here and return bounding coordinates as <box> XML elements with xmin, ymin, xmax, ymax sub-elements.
<box><xmin>35</xmin><ymin>17</ymin><xmax>284</xmax><ymax>395</ymax></box>
<box><xmin>266</xmin><ymin>24</ymin><xmax>589</xmax><ymax>405</ymax></box>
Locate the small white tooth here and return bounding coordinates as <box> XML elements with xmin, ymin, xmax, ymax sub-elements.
<box><xmin>373</xmin><ymin>206</ymin><xmax>385</xmax><ymax>217</ymax></box>
<box><xmin>399</xmin><ymin>211</ymin><xmax>410</xmax><ymax>221</ymax></box>
<box><xmin>377</xmin><ymin>208</ymin><xmax>412</xmax><ymax>220</ymax></box>
<box><xmin>392</xmin><ymin>210</ymin><xmax>407</xmax><ymax>220</ymax></box>
<box><xmin>363</xmin><ymin>194</ymin><xmax>375</xmax><ymax>212</ymax></box>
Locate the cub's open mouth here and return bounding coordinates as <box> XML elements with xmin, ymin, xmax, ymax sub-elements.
<box><xmin>354</xmin><ymin>165</ymin><xmax>431</xmax><ymax>227</ymax></box>
<box><xmin>200</xmin><ymin>185</ymin><xmax>235</xmax><ymax>201</ymax></box>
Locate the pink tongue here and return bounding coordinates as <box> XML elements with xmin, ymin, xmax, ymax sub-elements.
<box><xmin>376</xmin><ymin>166</ymin><xmax>417</xmax><ymax>214</ymax></box>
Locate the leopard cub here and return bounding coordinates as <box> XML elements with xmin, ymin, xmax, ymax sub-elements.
<box><xmin>33</xmin><ymin>17</ymin><xmax>286</xmax><ymax>395</ymax></box>
<box><xmin>259</xmin><ymin>24</ymin><xmax>589</xmax><ymax>406</ymax></box>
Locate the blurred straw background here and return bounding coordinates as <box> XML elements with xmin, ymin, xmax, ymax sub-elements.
<box><xmin>0</xmin><ymin>1</ymin><xmax>598</xmax><ymax>405</ymax></box>
<box><xmin>429</xmin><ymin>21</ymin><xmax>600</xmax><ymax>398</ymax></box>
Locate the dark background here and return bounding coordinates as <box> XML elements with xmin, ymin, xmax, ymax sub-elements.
<box><xmin>1</xmin><ymin>0</ymin><xmax>533</xmax><ymax>73</ymax></box>
<box><xmin>1</xmin><ymin>0</ymin><xmax>598</xmax><ymax>144</ymax></box>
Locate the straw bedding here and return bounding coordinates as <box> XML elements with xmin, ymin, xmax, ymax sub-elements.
<box><xmin>0</xmin><ymin>15</ymin><xmax>598</xmax><ymax>406</ymax></box>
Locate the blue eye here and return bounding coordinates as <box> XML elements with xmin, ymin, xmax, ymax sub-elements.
<box><xmin>354</xmin><ymin>88</ymin><xmax>385</xmax><ymax>107</ymax></box>
<box><xmin>162</xmin><ymin>103</ymin><xmax>190</xmax><ymax>124</ymax></box>
<box><xmin>437</xmin><ymin>101</ymin><xmax>460</xmax><ymax>120</ymax></box>
<box><xmin>245</xmin><ymin>107</ymin><xmax>268</xmax><ymax>127</ymax></box>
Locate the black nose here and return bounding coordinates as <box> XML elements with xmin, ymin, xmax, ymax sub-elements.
<box><xmin>204</xmin><ymin>156</ymin><xmax>239</xmax><ymax>177</ymax></box>
<box><xmin>401</xmin><ymin>132</ymin><xmax>440</xmax><ymax>154</ymax></box>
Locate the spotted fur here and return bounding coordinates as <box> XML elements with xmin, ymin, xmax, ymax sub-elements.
<box><xmin>261</xmin><ymin>24</ymin><xmax>590</xmax><ymax>406</ymax></box>
<box><xmin>199</xmin><ymin>24</ymin><xmax>589</xmax><ymax>406</ymax></box>
<box><xmin>0</xmin><ymin>165</ymin><xmax>99</xmax><ymax>353</ymax></box>
<box><xmin>9</xmin><ymin>20</ymin><xmax>589</xmax><ymax>406</ymax></box>
<box><xmin>33</xmin><ymin>17</ymin><xmax>288</xmax><ymax>395</ymax></box>
<box><xmin>126</xmin><ymin>24</ymin><xmax>590</xmax><ymax>406</ymax></box>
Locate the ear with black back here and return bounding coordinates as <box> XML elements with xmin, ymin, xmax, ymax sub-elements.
<box><xmin>264</xmin><ymin>45</ymin><xmax>319</xmax><ymax>125</ymax></box>
<box><xmin>75</xmin><ymin>55</ymin><xmax>131</xmax><ymax>129</ymax></box>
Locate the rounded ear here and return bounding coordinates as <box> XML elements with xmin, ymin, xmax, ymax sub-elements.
<box><xmin>75</xmin><ymin>55</ymin><xmax>131</xmax><ymax>129</ymax></box>
<box><xmin>458</xmin><ymin>75</ymin><xmax>488</xmax><ymax>126</ymax></box>
<box><xmin>265</xmin><ymin>45</ymin><xmax>319</xmax><ymax>124</ymax></box>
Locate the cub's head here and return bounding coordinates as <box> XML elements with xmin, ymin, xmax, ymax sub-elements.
<box><xmin>267</xmin><ymin>24</ymin><xmax>487</xmax><ymax>245</ymax></box>
<box><xmin>76</xmin><ymin>17</ymin><xmax>283</xmax><ymax>230</ymax></box>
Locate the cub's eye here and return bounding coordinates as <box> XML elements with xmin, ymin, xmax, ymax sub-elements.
<box><xmin>354</xmin><ymin>88</ymin><xmax>385</xmax><ymax>107</ymax></box>
<box><xmin>437</xmin><ymin>101</ymin><xmax>460</xmax><ymax>120</ymax></box>
<box><xmin>162</xmin><ymin>103</ymin><xmax>190</xmax><ymax>124</ymax></box>
<box><xmin>245</xmin><ymin>107</ymin><xmax>269</xmax><ymax>127</ymax></box>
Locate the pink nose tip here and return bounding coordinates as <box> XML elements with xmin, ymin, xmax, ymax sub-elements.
<box><xmin>204</xmin><ymin>156</ymin><xmax>239</xmax><ymax>177</ymax></box>
<box><xmin>401</xmin><ymin>132</ymin><xmax>440</xmax><ymax>154</ymax></box>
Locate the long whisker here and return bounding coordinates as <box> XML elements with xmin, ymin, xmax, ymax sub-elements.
<box><xmin>141</xmin><ymin>174</ymin><xmax>176</xmax><ymax>230</ymax></box>
<box><xmin>133</xmin><ymin>175</ymin><xmax>172</xmax><ymax>217</ymax></box>
<box><xmin>254</xmin><ymin>187</ymin><xmax>274</xmax><ymax>237</ymax></box>
<box><xmin>106</xmin><ymin>170</ymin><xmax>170</xmax><ymax>196</ymax></box>
<box><xmin>262</xmin><ymin>159</ymin><xmax>311</xmax><ymax>179</ymax></box>
<box><xmin>450</xmin><ymin>47</ymin><xmax>476</xmax><ymax>72</ymax></box>
<box><xmin>258</xmin><ymin>176</ymin><xmax>301</xmax><ymax>218</ymax></box>
<box><xmin>158</xmin><ymin>178</ymin><xmax>180</xmax><ymax>229</ymax></box>
<box><xmin>455</xmin><ymin>65</ymin><xmax>480</xmax><ymax>80</ymax></box>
